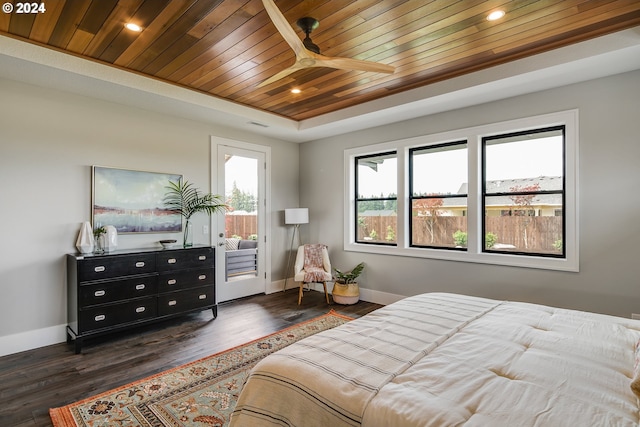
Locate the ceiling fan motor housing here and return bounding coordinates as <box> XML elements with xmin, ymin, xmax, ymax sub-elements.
<box><xmin>296</xmin><ymin>17</ymin><xmax>320</xmax><ymax>54</ymax></box>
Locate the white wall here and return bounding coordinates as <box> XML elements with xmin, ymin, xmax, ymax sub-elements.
<box><xmin>300</xmin><ymin>70</ymin><xmax>640</xmax><ymax>318</ymax></box>
<box><xmin>0</xmin><ymin>78</ymin><xmax>299</xmax><ymax>355</ymax></box>
<box><xmin>3</xmin><ymin>66</ymin><xmax>638</xmax><ymax>356</ymax></box>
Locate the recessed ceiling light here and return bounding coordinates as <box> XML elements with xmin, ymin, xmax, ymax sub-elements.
<box><xmin>124</xmin><ymin>23</ymin><xmax>142</xmax><ymax>32</ymax></box>
<box><xmin>291</xmin><ymin>88</ymin><xmax>301</xmax><ymax>94</ymax></box>
<box><xmin>487</xmin><ymin>10</ymin><xmax>505</xmax><ymax>21</ymax></box>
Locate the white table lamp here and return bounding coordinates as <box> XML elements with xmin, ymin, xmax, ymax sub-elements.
<box><xmin>285</xmin><ymin>208</ymin><xmax>309</xmax><ymax>225</ymax></box>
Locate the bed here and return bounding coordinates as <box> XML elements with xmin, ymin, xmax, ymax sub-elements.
<box><xmin>230</xmin><ymin>293</ymin><xmax>640</xmax><ymax>426</ymax></box>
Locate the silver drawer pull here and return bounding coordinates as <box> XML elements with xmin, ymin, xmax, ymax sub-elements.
<box><xmin>135</xmin><ymin>307</ymin><xmax>146</xmax><ymax>313</ymax></box>
<box><xmin>198</xmin><ymin>255</ymin><xmax>206</xmax><ymax>260</ymax></box>
<box><xmin>168</xmin><ymin>258</ymin><xmax>177</xmax><ymax>264</ymax></box>
<box><xmin>198</xmin><ymin>274</ymin><xmax>206</xmax><ymax>280</ymax></box>
<box><xmin>167</xmin><ymin>279</ymin><xmax>177</xmax><ymax>285</ymax></box>
<box><xmin>94</xmin><ymin>314</ymin><xmax>106</xmax><ymax>321</ymax></box>
<box><xmin>135</xmin><ymin>261</ymin><xmax>145</xmax><ymax>267</ymax></box>
<box><xmin>168</xmin><ymin>300</ymin><xmax>177</xmax><ymax>306</ymax></box>
<box><xmin>199</xmin><ymin>294</ymin><xmax>207</xmax><ymax>300</ymax></box>
<box><xmin>94</xmin><ymin>266</ymin><xmax>105</xmax><ymax>272</ymax></box>
<box><xmin>94</xmin><ymin>290</ymin><xmax>106</xmax><ymax>297</ymax></box>
<box><xmin>135</xmin><ymin>284</ymin><xmax>145</xmax><ymax>290</ymax></box>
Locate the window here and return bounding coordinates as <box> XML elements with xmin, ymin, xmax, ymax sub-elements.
<box><xmin>355</xmin><ymin>152</ymin><xmax>397</xmax><ymax>245</ymax></box>
<box><xmin>344</xmin><ymin>110</ymin><xmax>578</xmax><ymax>271</ymax></box>
<box><xmin>410</xmin><ymin>141</ymin><xmax>467</xmax><ymax>249</ymax></box>
<box><xmin>483</xmin><ymin>127</ymin><xmax>565</xmax><ymax>257</ymax></box>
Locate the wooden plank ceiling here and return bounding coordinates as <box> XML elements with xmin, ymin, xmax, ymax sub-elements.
<box><xmin>1</xmin><ymin>0</ymin><xmax>639</xmax><ymax>121</ymax></box>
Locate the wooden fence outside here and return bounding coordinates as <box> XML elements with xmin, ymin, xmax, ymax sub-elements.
<box><xmin>228</xmin><ymin>214</ymin><xmax>563</xmax><ymax>253</ymax></box>
<box><xmin>359</xmin><ymin>216</ymin><xmax>563</xmax><ymax>253</ymax></box>
<box><xmin>226</xmin><ymin>215</ymin><xmax>257</xmax><ymax>239</ymax></box>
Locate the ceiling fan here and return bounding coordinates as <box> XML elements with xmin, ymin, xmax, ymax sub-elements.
<box><xmin>258</xmin><ymin>0</ymin><xmax>395</xmax><ymax>88</ymax></box>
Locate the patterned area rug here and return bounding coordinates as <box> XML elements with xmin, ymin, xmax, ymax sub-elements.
<box><xmin>50</xmin><ymin>311</ymin><xmax>352</xmax><ymax>427</ymax></box>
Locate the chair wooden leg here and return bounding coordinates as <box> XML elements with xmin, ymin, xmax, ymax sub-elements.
<box><xmin>322</xmin><ymin>281</ymin><xmax>330</xmax><ymax>304</ymax></box>
<box><xmin>298</xmin><ymin>283</ymin><xmax>304</xmax><ymax>305</ymax></box>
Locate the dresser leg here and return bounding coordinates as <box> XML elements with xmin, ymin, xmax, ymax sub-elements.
<box><xmin>74</xmin><ymin>338</ymin><xmax>83</xmax><ymax>354</ymax></box>
<box><xmin>212</xmin><ymin>306</ymin><xmax>218</xmax><ymax>319</ymax></box>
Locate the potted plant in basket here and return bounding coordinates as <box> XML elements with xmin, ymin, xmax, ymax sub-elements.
<box><xmin>164</xmin><ymin>180</ymin><xmax>227</xmax><ymax>247</ymax></box>
<box><xmin>332</xmin><ymin>262</ymin><xmax>364</xmax><ymax>305</ymax></box>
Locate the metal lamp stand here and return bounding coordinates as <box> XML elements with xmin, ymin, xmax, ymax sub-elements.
<box><xmin>283</xmin><ymin>223</ymin><xmax>301</xmax><ymax>291</ymax></box>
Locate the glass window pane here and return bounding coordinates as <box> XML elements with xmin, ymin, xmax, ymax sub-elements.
<box><xmin>412</xmin><ymin>143</ymin><xmax>467</xmax><ymax>196</ymax></box>
<box><xmin>485</xmin><ymin>129</ymin><xmax>563</xmax><ymax>192</ymax></box>
<box><xmin>483</xmin><ymin>127</ymin><xmax>564</xmax><ymax>257</ymax></box>
<box><xmin>484</xmin><ymin>195</ymin><xmax>564</xmax><ymax>255</ymax></box>
<box><xmin>411</xmin><ymin>197</ymin><xmax>467</xmax><ymax>248</ymax></box>
<box><xmin>357</xmin><ymin>153</ymin><xmax>396</xmax><ymax>199</ymax></box>
<box><xmin>225</xmin><ymin>156</ymin><xmax>258</xmax><ymax>240</ymax></box>
<box><xmin>357</xmin><ymin>202</ymin><xmax>397</xmax><ymax>243</ymax></box>
<box><xmin>225</xmin><ymin>155</ymin><xmax>260</xmax><ymax>282</ymax></box>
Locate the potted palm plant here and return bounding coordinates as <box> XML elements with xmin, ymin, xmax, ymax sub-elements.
<box><xmin>332</xmin><ymin>262</ymin><xmax>364</xmax><ymax>305</ymax></box>
<box><xmin>164</xmin><ymin>180</ymin><xmax>227</xmax><ymax>247</ymax></box>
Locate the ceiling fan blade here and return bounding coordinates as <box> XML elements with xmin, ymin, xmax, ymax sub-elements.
<box><xmin>262</xmin><ymin>0</ymin><xmax>306</xmax><ymax>57</ymax></box>
<box><xmin>314</xmin><ymin>56</ymin><xmax>395</xmax><ymax>74</ymax></box>
<box><xmin>257</xmin><ymin>63</ymin><xmax>306</xmax><ymax>88</ymax></box>
<box><xmin>259</xmin><ymin>0</ymin><xmax>394</xmax><ymax>88</ymax></box>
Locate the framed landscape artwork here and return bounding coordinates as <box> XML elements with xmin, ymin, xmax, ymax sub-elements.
<box><xmin>92</xmin><ymin>166</ymin><xmax>182</xmax><ymax>233</ymax></box>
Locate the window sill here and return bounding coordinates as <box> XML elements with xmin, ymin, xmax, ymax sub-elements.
<box><xmin>344</xmin><ymin>242</ymin><xmax>578</xmax><ymax>272</ymax></box>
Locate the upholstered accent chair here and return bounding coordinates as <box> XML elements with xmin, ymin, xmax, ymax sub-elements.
<box><xmin>294</xmin><ymin>244</ymin><xmax>331</xmax><ymax>305</ymax></box>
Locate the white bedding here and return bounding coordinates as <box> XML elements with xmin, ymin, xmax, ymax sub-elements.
<box><xmin>230</xmin><ymin>293</ymin><xmax>640</xmax><ymax>426</ymax></box>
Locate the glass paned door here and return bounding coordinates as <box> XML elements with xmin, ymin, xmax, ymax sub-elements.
<box><xmin>215</xmin><ymin>143</ymin><xmax>266</xmax><ymax>302</ymax></box>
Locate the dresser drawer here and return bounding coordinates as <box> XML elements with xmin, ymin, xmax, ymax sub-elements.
<box><xmin>158</xmin><ymin>287</ymin><xmax>214</xmax><ymax>317</ymax></box>
<box><xmin>67</xmin><ymin>246</ymin><xmax>216</xmax><ymax>353</ymax></box>
<box><xmin>157</xmin><ymin>247</ymin><xmax>213</xmax><ymax>272</ymax></box>
<box><xmin>158</xmin><ymin>268</ymin><xmax>214</xmax><ymax>292</ymax></box>
<box><xmin>79</xmin><ymin>275</ymin><xmax>158</xmax><ymax>307</ymax></box>
<box><xmin>79</xmin><ymin>297</ymin><xmax>157</xmax><ymax>333</ymax></box>
<box><xmin>78</xmin><ymin>253</ymin><xmax>156</xmax><ymax>282</ymax></box>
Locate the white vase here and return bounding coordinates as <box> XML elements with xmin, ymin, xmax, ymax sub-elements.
<box><xmin>104</xmin><ymin>225</ymin><xmax>118</xmax><ymax>252</ymax></box>
<box><xmin>75</xmin><ymin>221</ymin><xmax>95</xmax><ymax>254</ymax></box>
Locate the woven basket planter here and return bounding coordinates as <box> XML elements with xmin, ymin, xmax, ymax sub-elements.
<box><xmin>332</xmin><ymin>282</ymin><xmax>360</xmax><ymax>305</ymax></box>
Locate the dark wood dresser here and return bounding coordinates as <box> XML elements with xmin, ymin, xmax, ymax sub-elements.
<box><xmin>66</xmin><ymin>246</ymin><xmax>216</xmax><ymax>353</ymax></box>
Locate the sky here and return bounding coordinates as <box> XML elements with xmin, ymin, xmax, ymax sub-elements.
<box><xmin>223</xmin><ymin>135</ymin><xmax>563</xmax><ymax>200</ymax></box>
<box><xmin>225</xmin><ymin>156</ymin><xmax>258</xmax><ymax>196</ymax></box>
<box><xmin>358</xmin><ymin>136</ymin><xmax>563</xmax><ymax>197</ymax></box>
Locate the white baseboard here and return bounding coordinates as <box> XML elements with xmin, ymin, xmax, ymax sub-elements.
<box><xmin>0</xmin><ymin>324</ymin><xmax>67</xmax><ymax>357</ymax></box>
<box><xmin>268</xmin><ymin>279</ymin><xmax>405</xmax><ymax>306</ymax></box>
<box><xmin>268</xmin><ymin>277</ymin><xmax>298</xmax><ymax>293</ymax></box>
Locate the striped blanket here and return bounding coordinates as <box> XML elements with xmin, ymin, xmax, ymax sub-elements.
<box><xmin>230</xmin><ymin>293</ymin><xmax>640</xmax><ymax>426</ymax></box>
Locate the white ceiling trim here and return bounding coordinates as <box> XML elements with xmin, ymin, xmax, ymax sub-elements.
<box><xmin>0</xmin><ymin>27</ymin><xmax>639</xmax><ymax>143</ymax></box>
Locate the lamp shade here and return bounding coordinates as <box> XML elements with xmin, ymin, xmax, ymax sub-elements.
<box><xmin>285</xmin><ymin>208</ymin><xmax>309</xmax><ymax>225</ymax></box>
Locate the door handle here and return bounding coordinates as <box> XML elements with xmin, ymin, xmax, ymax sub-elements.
<box><xmin>218</xmin><ymin>242</ymin><xmax>225</xmax><ymax>246</ymax></box>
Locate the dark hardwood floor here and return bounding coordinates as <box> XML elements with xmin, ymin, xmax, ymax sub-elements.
<box><xmin>0</xmin><ymin>289</ymin><xmax>382</xmax><ymax>426</ymax></box>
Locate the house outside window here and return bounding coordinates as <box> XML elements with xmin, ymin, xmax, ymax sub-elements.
<box><xmin>344</xmin><ymin>110</ymin><xmax>578</xmax><ymax>271</ymax></box>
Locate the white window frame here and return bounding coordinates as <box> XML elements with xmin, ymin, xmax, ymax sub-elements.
<box><xmin>344</xmin><ymin>110</ymin><xmax>579</xmax><ymax>272</ymax></box>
